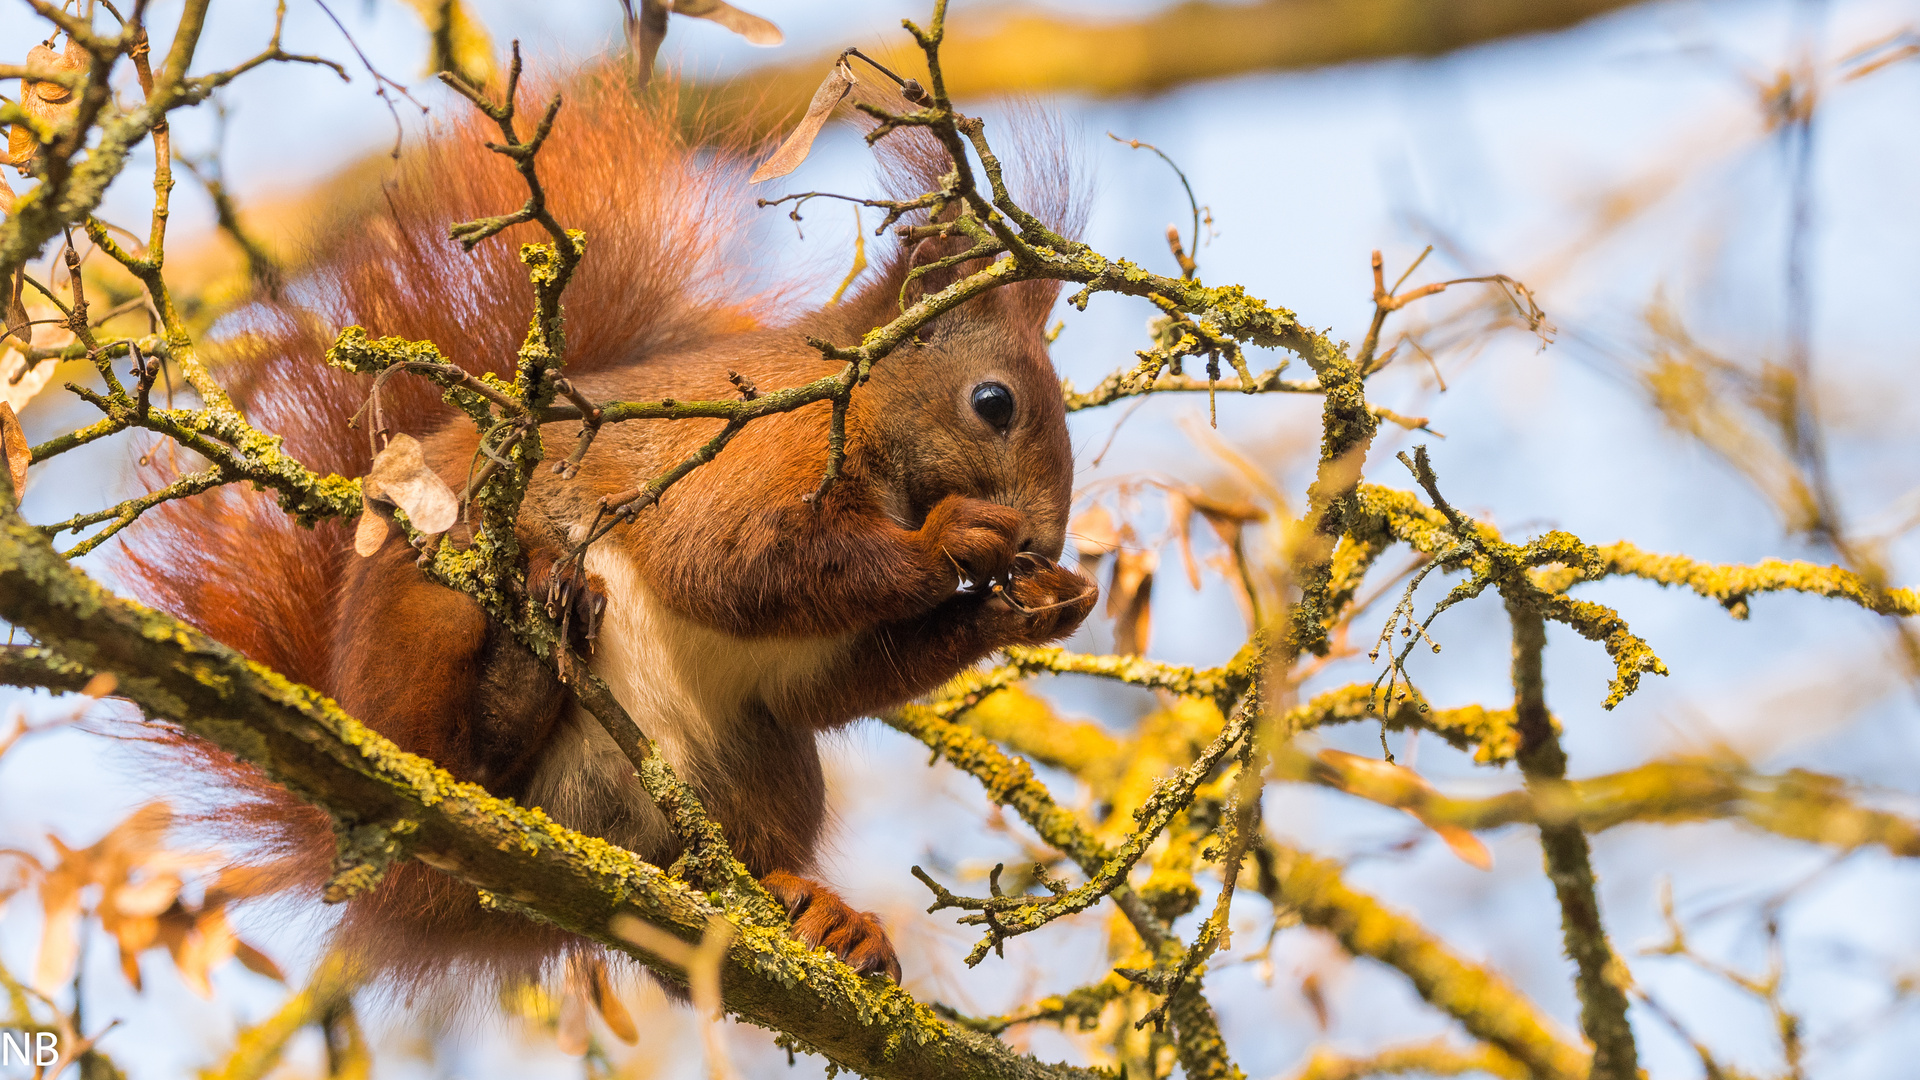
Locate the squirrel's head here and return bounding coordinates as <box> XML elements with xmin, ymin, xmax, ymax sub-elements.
<box><xmin>833</xmin><ymin>117</ymin><xmax>1084</xmax><ymax>557</ymax></box>
<box><xmin>849</xmin><ymin>274</ymin><xmax>1073</xmax><ymax>559</ymax></box>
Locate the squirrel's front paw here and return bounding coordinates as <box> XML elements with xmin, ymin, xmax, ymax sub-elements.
<box><xmin>992</xmin><ymin>553</ymin><xmax>1097</xmax><ymax>644</ymax></box>
<box><xmin>762</xmin><ymin>871</ymin><xmax>902</xmax><ymax>982</ymax></box>
<box><xmin>917</xmin><ymin>495</ymin><xmax>1026</xmax><ymax>590</ymax></box>
<box><xmin>525</xmin><ymin>549</ymin><xmax>609</xmax><ymax>653</ymax></box>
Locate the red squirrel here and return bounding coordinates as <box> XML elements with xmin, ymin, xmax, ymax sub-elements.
<box><xmin>120</xmin><ymin>70</ymin><xmax>1094</xmax><ymax>988</ymax></box>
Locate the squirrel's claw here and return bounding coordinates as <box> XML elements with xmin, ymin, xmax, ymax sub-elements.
<box><xmin>526</xmin><ymin>549</ymin><xmax>610</xmax><ymax>656</ymax></box>
<box><xmin>991</xmin><ymin>554</ymin><xmax>1097</xmax><ymax>644</ymax></box>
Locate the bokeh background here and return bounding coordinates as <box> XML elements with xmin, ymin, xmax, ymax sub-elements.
<box><xmin>2</xmin><ymin>0</ymin><xmax>1918</xmax><ymax>1077</ymax></box>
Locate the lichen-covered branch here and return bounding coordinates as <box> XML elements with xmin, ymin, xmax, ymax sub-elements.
<box><xmin>42</xmin><ymin>464</ymin><xmax>226</xmax><ymax>557</ymax></box>
<box><xmin>200</xmin><ymin>952</ymin><xmax>362</xmax><ymax>1080</ymax></box>
<box><xmin>1506</xmin><ymin>600</ymin><xmax>1638</xmax><ymax>1080</ymax></box>
<box><xmin>0</xmin><ymin>644</ymin><xmax>98</xmax><ymax>695</ymax></box>
<box><xmin>50</xmin><ymin>393</ymin><xmax>363</xmax><ymax>525</ymax></box>
<box><xmin>945</xmin><ymin>686</ymin><xmax>1122</xmax><ymax>773</ymax></box>
<box><xmin>9</xmin><ymin>4</ymin><xmax>1913</xmax><ymax>1076</ymax></box>
<box><xmin>1282</xmin><ymin>1039</ymin><xmax>1525</xmax><ymax>1080</ymax></box>
<box><xmin>1253</xmin><ymin>840</ymin><xmax>1589</xmax><ymax>1080</ymax></box>
<box><xmin>1284</xmin><ymin>683</ymin><xmax>1522</xmax><ymax>764</ymax></box>
<box><xmin>985</xmin><ymin>646</ymin><xmax>1239</xmax><ymax>706</ymax></box>
<box><xmin>918</xmin><ymin>703</ymin><xmax>1255</xmax><ymax>964</ymax></box>
<box><xmin>882</xmin><ymin>699</ymin><xmax>1245</xmax><ymax>1079</ymax></box>
<box><xmin>0</xmin><ymin>490</ymin><xmax>1104</xmax><ymax>1080</ymax></box>
<box><xmin>1354</xmin><ymin>758</ymin><xmax>1920</xmax><ymax>854</ymax></box>
<box><xmin>1583</xmin><ymin>542</ymin><xmax>1920</xmax><ymax>619</ymax></box>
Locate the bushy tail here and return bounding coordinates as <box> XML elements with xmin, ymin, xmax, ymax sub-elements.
<box><xmin>116</xmin><ymin>67</ymin><xmax>775</xmax><ymax>886</ymax></box>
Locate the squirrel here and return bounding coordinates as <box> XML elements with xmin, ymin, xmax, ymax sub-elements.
<box><xmin>119</xmin><ymin>69</ymin><xmax>1095</xmax><ymax>991</ymax></box>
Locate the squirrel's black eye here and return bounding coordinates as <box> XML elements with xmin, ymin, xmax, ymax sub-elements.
<box><xmin>971</xmin><ymin>381</ymin><xmax>1015</xmax><ymax>432</ymax></box>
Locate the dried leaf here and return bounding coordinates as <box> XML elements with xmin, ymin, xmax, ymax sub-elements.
<box><xmin>205</xmin><ymin>862</ymin><xmax>294</xmax><ymax>905</ymax></box>
<box><xmin>1070</xmin><ymin>504</ymin><xmax>1119</xmax><ymax>561</ymax></box>
<box><xmin>110</xmin><ymin>872</ymin><xmax>182</xmax><ymax>918</ymax></box>
<box><xmin>365</xmin><ymin>434</ymin><xmax>458</xmax><ymax>537</ymax></box>
<box><xmin>1108</xmin><ymin>548</ymin><xmax>1157</xmax><ymax>656</ymax></box>
<box><xmin>1428</xmin><ymin>821</ymin><xmax>1494</xmax><ymax>872</ymax></box>
<box><xmin>80</xmin><ymin>672</ymin><xmax>114</xmax><ymax>698</ymax></box>
<box><xmin>105</xmin><ymin>897</ymin><xmax>159</xmax><ymax>995</ymax></box>
<box><xmin>0</xmin><ymin>849</ymin><xmax>34</xmax><ymax>906</ymax></box>
<box><xmin>118</xmin><ymin>941</ymin><xmax>144</xmax><ymax>990</ymax></box>
<box><xmin>1317</xmin><ymin>748</ymin><xmax>1419</xmax><ymax>791</ymax></box>
<box><xmin>5</xmin><ymin>121</ymin><xmax>33</xmax><ymax>169</ymax></box>
<box><xmin>749</xmin><ymin>61</ymin><xmax>855</xmax><ymax>184</ymax></box>
<box><xmin>98</xmin><ymin>802</ymin><xmax>173</xmax><ymax>863</ymax></box>
<box><xmin>174</xmin><ymin>906</ymin><xmax>238</xmax><ymax>998</ymax></box>
<box><xmin>673</xmin><ymin>0</ymin><xmax>783</xmax><ymax>45</ymax></box>
<box><xmin>152</xmin><ymin>904</ymin><xmax>189</xmax><ymax>960</ymax></box>
<box><xmin>1191</xmin><ymin>490</ymin><xmax>1264</xmax><ymax>551</ymax></box>
<box><xmin>84</xmin><ymin>802</ymin><xmax>199</xmax><ymax>996</ymax></box>
<box><xmin>109</xmin><ymin>910</ymin><xmax>158</xmax><ymax>957</ymax></box>
<box><xmin>0</xmin><ymin>402</ymin><xmax>28</xmax><ymax>498</ymax></box>
<box><xmin>133</xmin><ymin>848</ymin><xmax>217</xmax><ymax>878</ymax></box>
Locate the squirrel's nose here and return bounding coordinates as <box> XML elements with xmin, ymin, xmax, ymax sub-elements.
<box><xmin>1014</xmin><ymin>517</ymin><xmax>1066</xmax><ymax>561</ymax></box>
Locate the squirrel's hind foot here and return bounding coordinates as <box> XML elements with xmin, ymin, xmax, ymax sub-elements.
<box><xmin>762</xmin><ymin>870</ymin><xmax>902</xmax><ymax>983</ymax></box>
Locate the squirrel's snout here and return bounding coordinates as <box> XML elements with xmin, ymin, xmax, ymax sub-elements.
<box><xmin>1012</xmin><ymin>515</ymin><xmax>1067</xmax><ymax>563</ymax></box>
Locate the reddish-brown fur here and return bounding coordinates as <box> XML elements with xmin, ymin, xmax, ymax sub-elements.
<box><xmin>121</xmin><ymin>70</ymin><xmax>1091</xmax><ymax>991</ymax></box>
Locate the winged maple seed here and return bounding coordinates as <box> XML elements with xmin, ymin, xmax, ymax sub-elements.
<box><xmin>0</xmin><ymin>402</ymin><xmax>27</xmax><ymax>497</ymax></box>
<box><xmin>23</xmin><ymin>801</ymin><xmax>289</xmax><ymax>998</ymax></box>
<box><xmin>355</xmin><ymin>433</ymin><xmax>461</xmax><ymax>555</ymax></box>
<box><xmin>1070</xmin><ymin>503</ymin><xmax>1120</xmax><ymax>562</ymax></box>
<box><xmin>0</xmin><ymin>289</ymin><xmax>74</xmax><ymax>485</ymax></box>
<box><xmin>749</xmin><ymin>59</ymin><xmax>855</xmax><ymax>184</ymax></box>
<box><xmin>620</xmin><ymin>0</ymin><xmax>783</xmax><ymax>88</ymax></box>
<box><xmin>6</xmin><ymin>35</ymin><xmax>89</xmax><ymax>171</ymax></box>
<box><xmin>671</xmin><ymin>0</ymin><xmax>781</xmax><ymax>44</ymax></box>
<box><xmin>5</xmin><ymin>268</ymin><xmax>26</xmax><ymax>346</ymax></box>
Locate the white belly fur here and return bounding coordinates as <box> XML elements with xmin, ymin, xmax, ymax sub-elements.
<box><xmin>519</xmin><ymin>544</ymin><xmax>852</xmax><ymax>857</ymax></box>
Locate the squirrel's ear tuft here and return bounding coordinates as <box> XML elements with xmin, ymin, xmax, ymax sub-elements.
<box><xmin>862</xmin><ymin>106</ymin><xmax>1085</xmax><ymax>334</ymax></box>
<box><xmin>899</xmin><ymin>232</ymin><xmax>984</xmax><ymax>309</ymax></box>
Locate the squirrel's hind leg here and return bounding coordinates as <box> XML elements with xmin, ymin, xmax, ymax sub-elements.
<box><xmin>332</xmin><ymin>537</ymin><xmax>592</xmax><ymax>794</ymax></box>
